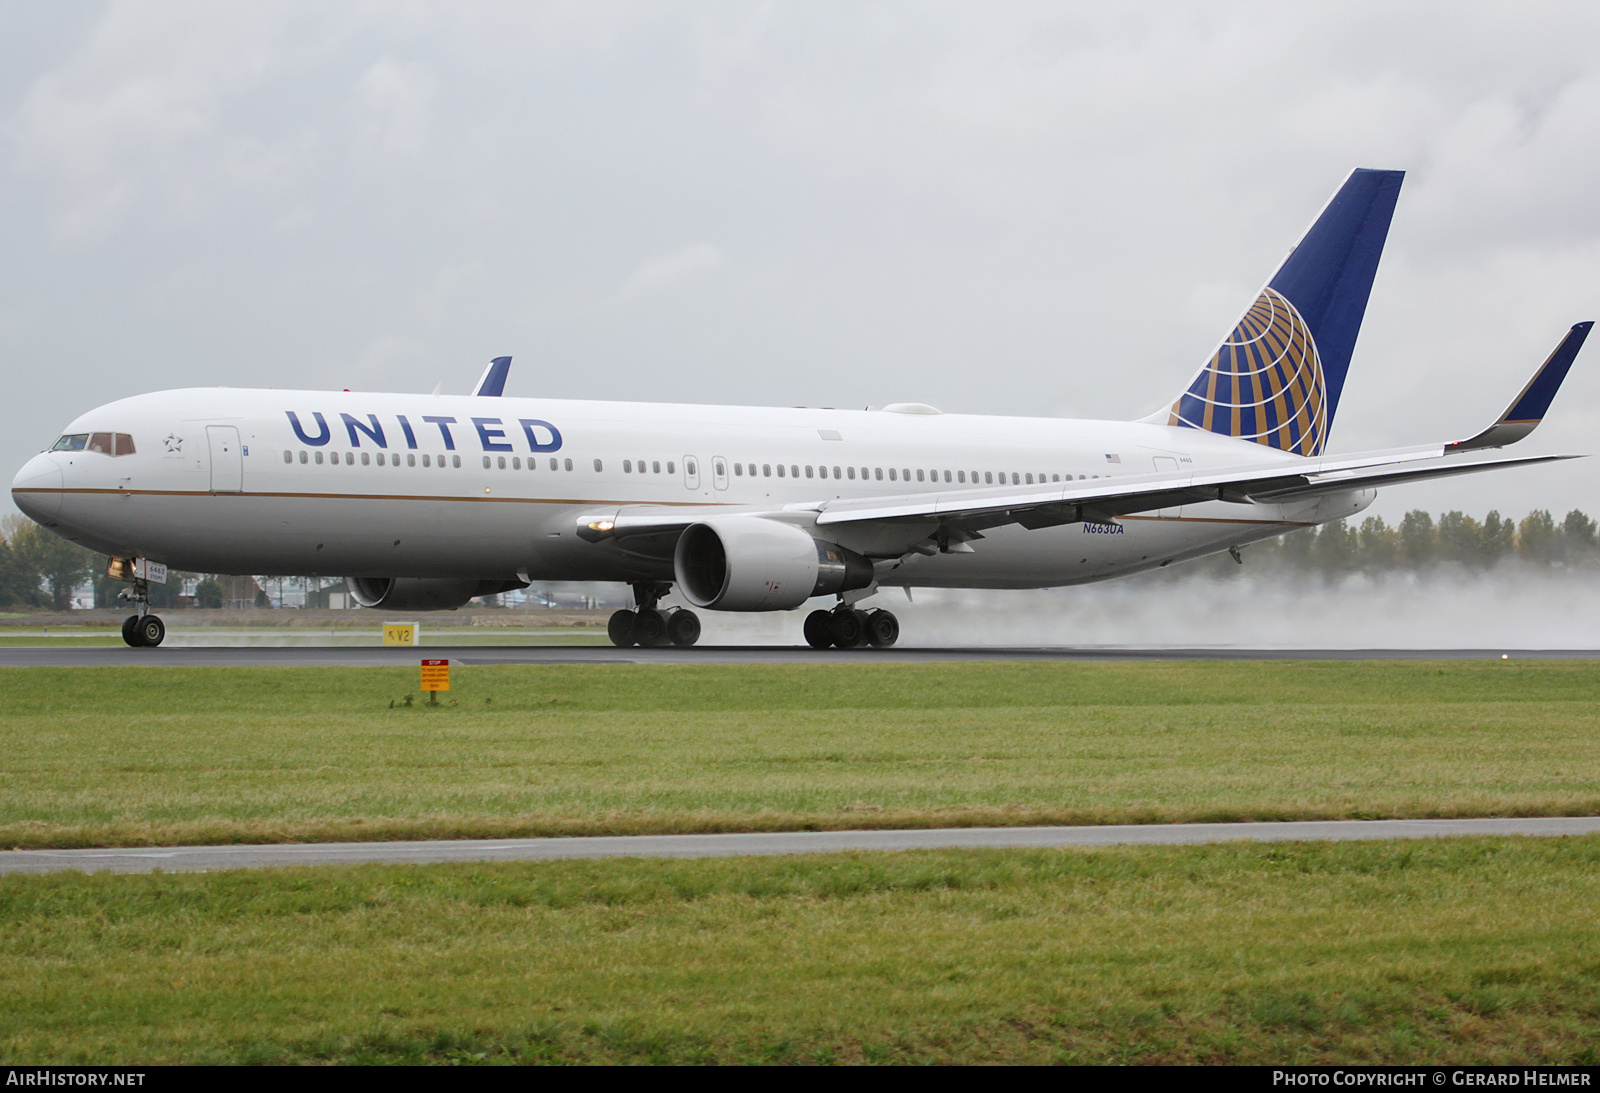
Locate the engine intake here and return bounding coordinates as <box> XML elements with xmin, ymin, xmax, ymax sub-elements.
<box><xmin>673</xmin><ymin>518</ymin><xmax>873</xmax><ymax>611</ymax></box>
<box><xmin>346</xmin><ymin>577</ymin><xmax>527</xmax><ymax>612</ymax></box>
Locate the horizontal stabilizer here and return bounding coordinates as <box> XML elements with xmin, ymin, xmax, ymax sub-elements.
<box><xmin>474</xmin><ymin>356</ymin><xmax>513</xmax><ymax>398</ymax></box>
<box><xmin>1448</xmin><ymin>323</ymin><xmax>1592</xmax><ymax>451</ymax></box>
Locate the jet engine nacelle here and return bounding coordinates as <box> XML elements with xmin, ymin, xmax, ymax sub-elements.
<box><xmin>673</xmin><ymin>518</ymin><xmax>874</xmax><ymax>611</ymax></box>
<box><xmin>346</xmin><ymin>577</ymin><xmax>526</xmax><ymax>612</ymax></box>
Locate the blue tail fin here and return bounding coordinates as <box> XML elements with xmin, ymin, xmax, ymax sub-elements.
<box><xmin>1167</xmin><ymin>169</ymin><xmax>1404</xmax><ymax>456</ymax></box>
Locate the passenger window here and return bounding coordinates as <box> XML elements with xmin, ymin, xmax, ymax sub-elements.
<box><xmin>624</xmin><ymin>460</ymin><xmax>632</xmax><ymax>473</ymax></box>
<box><xmin>407</xmin><ymin>454</ymin><xmax>415</xmax><ymax>467</ymax></box>
<box><xmin>734</xmin><ymin>463</ymin><xmax>743</xmax><ymax>476</ymax></box>
<box><xmin>983</xmin><ymin>471</ymin><xmax>991</xmax><ymax>484</ymax></box>
<box><xmin>888</xmin><ymin>468</ymin><xmax>897</xmax><ymax>481</ymax></box>
<box><xmin>449</xmin><ymin>455</ymin><xmax>459</xmax><ymax>468</ymax></box>
<box><xmin>805</xmin><ymin>465</ymin><xmax>813</xmax><ymax>478</ymax></box>
<box><xmin>789</xmin><ymin>465</ymin><xmax>797</xmax><ymax>478</ymax></box>
<box><xmin>315</xmin><ymin>451</ymin><xmax>325</xmax><ymax>465</ymax></box>
<box><xmin>362</xmin><ymin>452</ymin><xmax>371</xmax><ymax>466</ymax></box>
<box><xmin>715</xmin><ymin>460</ymin><xmax>725</xmax><ymax>476</ymax></box>
<box><xmin>833</xmin><ymin>466</ymin><xmax>841</xmax><ymax>479</ymax></box>
<box><xmin>763</xmin><ymin>464</ymin><xmax>771</xmax><ymax>477</ymax></box>
<box><xmin>299</xmin><ymin>451</ymin><xmax>308</xmax><ymax>464</ymax></box>
<box><xmin>776</xmin><ymin>464</ymin><xmax>785</xmax><ymax>478</ymax></box>
<box><xmin>668</xmin><ymin>461</ymin><xmax>676</xmax><ymax>474</ymax></box>
<box><xmin>483</xmin><ymin>456</ymin><xmax>492</xmax><ymax>469</ymax></box>
<box><xmin>957</xmin><ymin>470</ymin><xmax>965</xmax><ymax>483</ymax></box>
<box><xmin>549</xmin><ymin>457</ymin><xmax>558</xmax><ymax>470</ymax></box>
<box><xmin>564</xmin><ymin>458</ymin><xmax>573</xmax><ymax>471</ymax></box>
<box><xmin>1025</xmin><ymin>473</ymin><xmax>1032</xmax><ymax>484</ymax></box>
<box><xmin>422</xmin><ymin>454</ymin><xmax>430</xmax><ymax>467</ymax></box>
<box><xmin>375</xmin><ymin>452</ymin><xmax>385</xmax><ymax>466</ymax></box>
<box><xmin>687</xmin><ymin>460</ymin><xmax>696</xmax><ymax>476</ymax></box>
<box><xmin>283</xmin><ymin>450</ymin><xmax>292</xmax><ymax>464</ymax></box>
<box><xmin>653</xmin><ymin>461</ymin><xmax>661</xmax><ymax>474</ymax></box>
<box><xmin>874</xmin><ymin>468</ymin><xmax>882</xmax><ymax>480</ymax></box>
<box><xmin>916</xmin><ymin>470</ymin><xmax>924</xmax><ymax>482</ymax></box>
<box><xmin>499</xmin><ymin>457</ymin><xmax>508</xmax><ymax>470</ymax></box>
<box><xmin>848</xmin><ymin>466</ymin><xmax>856</xmax><ymax>480</ymax></box>
<box><xmin>594</xmin><ymin>459</ymin><xmax>603</xmax><ymax>472</ymax></box>
<box><xmin>513</xmin><ymin>457</ymin><xmax>521</xmax><ymax>470</ymax></box>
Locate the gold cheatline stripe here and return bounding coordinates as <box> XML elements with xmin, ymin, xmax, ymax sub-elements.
<box><xmin>1119</xmin><ymin>514</ymin><xmax>1313</xmax><ymax>526</ymax></box>
<box><xmin>16</xmin><ymin>489</ymin><xmax>1312</xmax><ymax>526</ymax></box>
<box><xmin>14</xmin><ymin>487</ymin><xmax>727</xmax><ymax>508</ymax></box>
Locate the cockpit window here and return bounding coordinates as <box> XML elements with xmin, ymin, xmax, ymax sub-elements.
<box><xmin>51</xmin><ymin>432</ymin><xmax>135</xmax><ymax>455</ymax></box>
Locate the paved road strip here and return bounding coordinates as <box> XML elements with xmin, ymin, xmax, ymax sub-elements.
<box><xmin>5</xmin><ymin>817</ymin><xmax>1599</xmax><ymax>875</ymax></box>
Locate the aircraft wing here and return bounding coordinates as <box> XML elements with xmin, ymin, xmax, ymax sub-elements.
<box><xmin>579</xmin><ymin>322</ymin><xmax>1588</xmax><ymax>551</ymax></box>
<box><xmin>808</xmin><ymin>449</ymin><xmax>1577</xmax><ymax>535</ymax></box>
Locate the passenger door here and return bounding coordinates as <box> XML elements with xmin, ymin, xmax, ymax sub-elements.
<box><xmin>207</xmin><ymin>425</ymin><xmax>243</xmax><ymax>493</ymax></box>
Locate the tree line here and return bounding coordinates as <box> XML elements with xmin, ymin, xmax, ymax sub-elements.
<box><xmin>1204</xmin><ymin>508</ymin><xmax>1600</xmax><ymax>580</ymax></box>
<box><xmin>3</xmin><ymin>507</ymin><xmax>1599</xmax><ymax>610</ymax></box>
<box><xmin>0</xmin><ymin>516</ymin><xmax>260</xmax><ymax>611</ymax></box>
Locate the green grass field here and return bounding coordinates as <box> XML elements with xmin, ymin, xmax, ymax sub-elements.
<box><xmin>0</xmin><ymin>661</ymin><xmax>1596</xmax><ymax>848</ymax></box>
<box><xmin>2</xmin><ymin>660</ymin><xmax>1598</xmax><ymax>1065</ymax></box>
<box><xmin>4</xmin><ymin>839</ymin><xmax>1599</xmax><ymax>1064</ymax></box>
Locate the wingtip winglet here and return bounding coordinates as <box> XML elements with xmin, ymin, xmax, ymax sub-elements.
<box><xmin>474</xmin><ymin>356</ymin><xmax>513</xmax><ymax>398</ymax></box>
<box><xmin>1448</xmin><ymin>322</ymin><xmax>1592</xmax><ymax>452</ymax></box>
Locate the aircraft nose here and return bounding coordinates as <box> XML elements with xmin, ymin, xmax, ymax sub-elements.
<box><xmin>11</xmin><ymin>454</ymin><xmax>63</xmax><ymax>525</ymax></box>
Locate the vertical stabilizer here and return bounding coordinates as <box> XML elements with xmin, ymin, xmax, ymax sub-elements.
<box><xmin>1166</xmin><ymin>169</ymin><xmax>1403</xmax><ymax>455</ymax></box>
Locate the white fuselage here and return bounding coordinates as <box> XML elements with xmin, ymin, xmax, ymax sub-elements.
<box><xmin>11</xmin><ymin>387</ymin><xmax>1372</xmax><ymax>594</ymax></box>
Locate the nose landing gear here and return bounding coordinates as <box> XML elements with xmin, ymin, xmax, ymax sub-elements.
<box><xmin>608</xmin><ymin>581</ymin><xmax>701</xmax><ymax>648</ymax></box>
<box><xmin>117</xmin><ymin>577</ymin><xmax>166</xmax><ymax>648</ymax></box>
<box><xmin>121</xmin><ymin>613</ymin><xmax>166</xmax><ymax>648</ymax></box>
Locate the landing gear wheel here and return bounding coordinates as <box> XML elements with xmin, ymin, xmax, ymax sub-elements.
<box><xmin>633</xmin><ymin>608</ymin><xmax>668</xmax><ymax>648</ymax></box>
<box><xmin>829</xmin><ymin>607</ymin><xmax>870</xmax><ymax>650</ymax></box>
<box><xmin>866</xmin><ymin>609</ymin><xmax>899</xmax><ymax>648</ymax></box>
<box><xmin>121</xmin><ymin>615</ymin><xmax>142</xmax><ymax>647</ymax></box>
<box><xmin>607</xmin><ymin>609</ymin><xmax>637</xmax><ymax>648</ymax></box>
<box><xmin>665</xmin><ymin>609</ymin><xmax>701</xmax><ymax>648</ymax></box>
<box><xmin>803</xmin><ymin>609</ymin><xmax>835</xmax><ymax>650</ymax></box>
<box><xmin>135</xmin><ymin>615</ymin><xmax>165</xmax><ymax>648</ymax></box>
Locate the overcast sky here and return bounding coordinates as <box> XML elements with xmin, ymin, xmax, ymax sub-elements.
<box><xmin>5</xmin><ymin>1</ymin><xmax>1600</xmax><ymax>527</ymax></box>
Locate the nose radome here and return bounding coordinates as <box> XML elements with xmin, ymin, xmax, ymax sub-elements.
<box><xmin>11</xmin><ymin>455</ymin><xmax>63</xmax><ymax>525</ymax></box>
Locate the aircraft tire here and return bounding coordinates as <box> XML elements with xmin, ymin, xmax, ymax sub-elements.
<box><xmin>137</xmin><ymin>615</ymin><xmax>166</xmax><ymax>648</ymax></box>
<box><xmin>121</xmin><ymin>615</ymin><xmax>144</xmax><ymax>648</ymax></box>
<box><xmin>607</xmin><ymin>609</ymin><xmax>637</xmax><ymax>647</ymax></box>
<box><xmin>633</xmin><ymin>608</ymin><xmax>669</xmax><ymax>648</ymax></box>
<box><xmin>803</xmin><ymin>609</ymin><xmax>834</xmax><ymax>649</ymax></box>
<box><xmin>666</xmin><ymin>608</ymin><xmax>701</xmax><ymax>648</ymax></box>
<box><xmin>866</xmin><ymin>609</ymin><xmax>899</xmax><ymax>648</ymax></box>
<box><xmin>830</xmin><ymin>608</ymin><xmax>869</xmax><ymax>649</ymax></box>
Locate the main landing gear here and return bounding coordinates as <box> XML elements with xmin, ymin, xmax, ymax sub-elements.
<box><xmin>804</xmin><ymin>605</ymin><xmax>899</xmax><ymax>650</ymax></box>
<box><xmin>608</xmin><ymin>581</ymin><xmax>701</xmax><ymax>648</ymax></box>
<box><xmin>117</xmin><ymin>577</ymin><xmax>166</xmax><ymax>648</ymax></box>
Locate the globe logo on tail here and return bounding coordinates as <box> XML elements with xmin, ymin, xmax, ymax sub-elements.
<box><xmin>1168</xmin><ymin>287</ymin><xmax>1328</xmax><ymax>457</ymax></box>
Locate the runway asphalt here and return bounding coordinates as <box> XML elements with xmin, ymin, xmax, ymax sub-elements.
<box><xmin>4</xmin><ymin>645</ymin><xmax>1600</xmax><ymax>666</ymax></box>
<box><xmin>6</xmin><ymin>818</ymin><xmax>1599</xmax><ymax>875</ymax></box>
